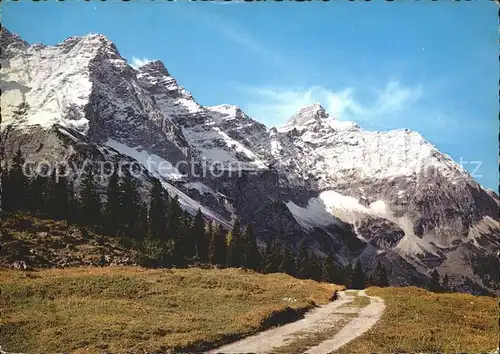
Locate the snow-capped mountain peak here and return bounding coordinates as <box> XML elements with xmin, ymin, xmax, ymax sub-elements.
<box><xmin>277</xmin><ymin>103</ymin><xmax>335</xmax><ymax>134</ymax></box>
<box><xmin>137</xmin><ymin>59</ymin><xmax>170</xmax><ymax>76</ymax></box>
<box><xmin>277</xmin><ymin>103</ymin><xmax>362</xmax><ymax>135</ymax></box>
<box><xmin>208</xmin><ymin>104</ymin><xmax>239</xmax><ymax>115</ymax></box>
<box><xmin>290</xmin><ymin>103</ymin><xmax>330</xmax><ymax>124</ymax></box>
<box><xmin>80</xmin><ymin>32</ymin><xmax>113</xmax><ymax>44</ymax></box>
<box><xmin>207</xmin><ymin>104</ymin><xmax>251</xmax><ymax>123</ymax></box>
<box><xmin>0</xmin><ymin>28</ymin><xmax>28</xmax><ymax>57</ymax></box>
<box><xmin>58</xmin><ymin>32</ymin><xmax>120</xmax><ymax>58</ymax></box>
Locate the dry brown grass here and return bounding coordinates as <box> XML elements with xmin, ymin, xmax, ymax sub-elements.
<box><xmin>339</xmin><ymin>292</ymin><xmax>370</xmax><ymax>308</ymax></box>
<box><xmin>336</xmin><ymin>286</ymin><xmax>498</xmax><ymax>353</ymax></box>
<box><xmin>0</xmin><ymin>266</ymin><xmax>343</xmax><ymax>353</ymax></box>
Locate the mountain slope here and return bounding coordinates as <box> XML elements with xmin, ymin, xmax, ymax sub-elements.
<box><xmin>1</xmin><ymin>28</ymin><xmax>498</xmax><ymax>293</ymax></box>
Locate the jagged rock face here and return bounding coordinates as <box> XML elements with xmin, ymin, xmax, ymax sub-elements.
<box><xmin>282</xmin><ymin>103</ymin><xmax>330</xmax><ymax>129</ymax></box>
<box><xmin>356</xmin><ymin>217</ymin><xmax>405</xmax><ymax>249</ymax></box>
<box><xmin>135</xmin><ymin>62</ymin><xmax>269</xmax><ymax>171</ymax></box>
<box><xmin>1</xmin><ymin>28</ymin><xmax>498</xmax><ymax>294</ymax></box>
<box><xmin>0</xmin><ymin>28</ymin><xmax>28</xmax><ymax>59</ymax></box>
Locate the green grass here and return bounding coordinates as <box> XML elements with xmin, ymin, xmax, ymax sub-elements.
<box><xmin>344</xmin><ymin>290</ymin><xmax>358</xmax><ymax>295</ymax></box>
<box><xmin>335</xmin><ymin>286</ymin><xmax>498</xmax><ymax>353</ymax></box>
<box><xmin>0</xmin><ymin>266</ymin><xmax>343</xmax><ymax>354</ymax></box>
<box><xmin>339</xmin><ymin>292</ymin><xmax>370</xmax><ymax>308</ymax></box>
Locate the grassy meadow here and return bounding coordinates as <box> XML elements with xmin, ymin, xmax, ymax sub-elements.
<box><xmin>0</xmin><ymin>266</ymin><xmax>343</xmax><ymax>353</ymax></box>
<box><xmin>336</xmin><ymin>286</ymin><xmax>498</xmax><ymax>353</ymax></box>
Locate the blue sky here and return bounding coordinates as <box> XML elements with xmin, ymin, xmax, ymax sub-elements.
<box><xmin>2</xmin><ymin>1</ymin><xmax>498</xmax><ymax>190</ymax></box>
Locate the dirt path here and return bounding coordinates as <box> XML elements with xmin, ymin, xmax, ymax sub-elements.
<box><xmin>305</xmin><ymin>290</ymin><xmax>385</xmax><ymax>354</ymax></box>
<box><xmin>209</xmin><ymin>290</ymin><xmax>385</xmax><ymax>354</ymax></box>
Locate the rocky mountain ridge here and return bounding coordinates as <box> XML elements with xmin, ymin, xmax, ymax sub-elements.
<box><xmin>1</xmin><ymin>28</ymin><xmax>498</xmax><ymax>294</ymax></box>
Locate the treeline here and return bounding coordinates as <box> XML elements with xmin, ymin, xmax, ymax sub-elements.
<box><xmin>1</xmin><ymin>148</ymin><xmax>390</xmax><ymax>288</ymax></box>
<box><xmin>428</xmin><ymin>269</ymin><xmax>455</xmax><ymax>293</ymax></box>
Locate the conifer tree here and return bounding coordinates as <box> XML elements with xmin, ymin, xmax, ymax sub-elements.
<box><xmin>67</xmin><ymin>179</ymin><xmax>81</xmax><ymax>224</ymax></box>
<box><xmin>80</xmin><ymin>165</ymin><xmax>101</xmax><ymax>229</ymax></box>
<box><xmin>104</xmin><ymin>168</ymin><xmax>121</xmax><ymax>236</ymax></box>
<box><xmin>350</xmin><ymin>260</ymin><xmax>366</xmax><ymax>289</ymax></box>
<box><xmin>119</xmin><ymin>169</ymin><xmax>141</xmax><ymax>237</ymax></box>
<box><xmin>0</xmin><ymin>165</ymin><xmax>9</xmax><ymax>215</ymax></box>
<box><xmin>135</xmin><ymin>202</ymin><xmax>149</xmax><ymax>240</ymax></box>
<box><xmin>328</xmin><ymin>263</ymin><xmax>345</xmax><ymax>286</ymax></box>
<box><xmin>441</xmin><ymin>273</ymin><xmax>450</xmax><ymax>292</ymax></box>
<box><xmin>369</xmin><ymin>261</ymin><xmax>389</xmax><ymax>287</ymax></box>
<box><xmin>262</xmin><ymin>240</ymin><xmax>279</xmax><ymax>273</ymax></box>
<box><xmin>203</xmin><ymin>220</ymin><xmax>213</xmax><ymax>263</ymax></box>
<box><xmin>226</xmin><ymin>218</ymin><xmax>243</xmax><ymax>268</ymax></box>
<box><xmin>296</xmin><ymin>240</ymin><xmax>310</xmax><ymax>279</ymax></box>
<box><xmin>322</xmin><ymin>252</ymin><xmax>336</xmax><ymax>283</ymax></box>
<box><xmin>167</xmin><ymin>195</ymin><xmax>182</xmax><ymax>241</ymax></box>
<box><xmin>243</xmin><ymin>223</ymin><xmax>260</xmax><ymax>270</ymax></box>
<box><xmin>261</xmin><ymin>242</ymin><xmax>271</xmax><ymax>273</ymax></box>
<box><xmin>208</xmin><ymin>222</ymin><xmax>227</xmax><ymax>266</ymax></box>
<box><xmin>49</xmin><ymin>165</ymin><xmax>70</xmax><ymax>221</ymax></box>
<box><xmin>28</xmin><ymin>174</ymin><xmax>48</xmax><ymax>215</ymax></box>
<box><xmin>45</xmin><ymin>170</ymin><xmax>57</xmax><ymax>218</ymax></box>
<box><xmin>308</xmin><ymin>254</ymin><xmax>323</xmax><ymax>281</ymax></box>
<box><xmin>343</xmin><ymin>262</ymin><xmax>354</xmax><ymax>287</ymax></box>
<box><xmin>263</xmin><ymin>240</ymin><xmax>283</xmax><ymax>273</ymax></box>
<box><xmin>367</xmin><ymin>265</ymin><xmax>375</xmax><ymax>287</ymax></box>
<box><xmin>174</xmin><ymin>210</ymin><xmax>193</xmax><ymax>266</ymax></box>
<box><xmin>148</xmin><ymin>178</ymin><xmax>168</xmax><ymax>240</ymax></box>
<box><xmin>207</xmin><ymin>221</ymin><xmax>217</xmax><ymax>265</ymax></box>
<box><xmin>139</xmin><ymin>236</ymin><xmax>176</xmax><ymax>268</ymax></box>
<box><xmin>193</xmin><ymin>209</ymin><xmax>207</xmax><ymax>261</ymax></box>
<box><xmin>429</xmin><ymin>269</ymin><xmax>442</xmax><ymax>292</ymax></box>
<box><xmin>279</xmin><ymin>246</ymin><xmax>297</xmax><ymax>276</ymax></box>
<box><xmin>272</xmin><ymin>241</ymin><xmax>284</xmax><ymax>273</ymax></box>
<box><xmin>9</xmin><ymin>147</ymin><xmax>29</xmax><ymax>211</ymax></box>
<box><xmin>217</xmin><ymin>223</ymin><xmax>228</xmax><ymax>266</ymax></box>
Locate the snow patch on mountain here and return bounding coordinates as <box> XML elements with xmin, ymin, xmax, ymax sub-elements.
<box><xmin>287</xmin><ymin>190</ymin><xmax>395</xmax><ymax>229</ymax></box>
<box><xmin>316</xmin><ymin>191</ymin><xmax>398</xmax><ymax>225</ymax></box>
<box><xmin>181</xmin><ymin>125</ymin><xmax>265</xmax><ymax>170</ymax></box>
<box><xmin>184</xmin><ymin>181</ymin><xmax>217</xmax><ymax>196</ymax></box>
<box><xmin>106</xmin><ymin>139</ymin><xmax>184</xmax><ymax>181</ymax></box>
<box><xmin>105</xmin><ymin>139</ymin><xmax>229</xmax><ymax>226</ymax></box>
<box><xmin>285</xmin><ymin>199</ymin><xmax>343</xmax><ymax>230</ymax></box>
<box><xmin>1</xmin><ymin>36</ymin><xmax>96</xmax><ymax>132</ymax></box>
<box><xmin>394</xmin><ymin>235</ymin><xmax>440</xmax><ymax>257</ymax></box>
<box><xmin>207</xmin><ymin>104</ymin><xmax>241</xmax><ymax>121</ymax></box>
<box><xmin>161</xmin><ymin>181</ymin><xmax>231</xmax><ymax>228</ymax></box>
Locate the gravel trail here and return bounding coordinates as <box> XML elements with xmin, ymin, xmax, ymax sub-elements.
<box><xmin>209</xmin><ymin>290</ymin><xmax>384</xmax><ymax>354</ymax></box>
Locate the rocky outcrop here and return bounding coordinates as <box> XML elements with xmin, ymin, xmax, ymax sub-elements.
<box><xmin>0</xmin><ymin>216</ymin><xmax>138</xmax><ymax>269</ymax></box>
